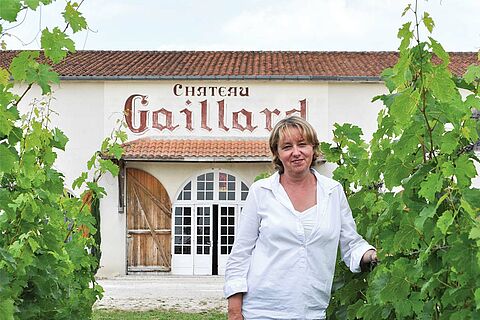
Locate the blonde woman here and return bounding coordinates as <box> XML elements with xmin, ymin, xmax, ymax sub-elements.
<box><xmin>224</xmin><ymin>116</ymin><xmax>377</xmax><ymax>320</ymax></box>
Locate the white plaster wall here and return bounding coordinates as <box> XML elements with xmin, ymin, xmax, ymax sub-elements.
<box><xmin>103</xmin><ymin>80</ymin><xmax>329</xmax><ymax>140</ymax></box>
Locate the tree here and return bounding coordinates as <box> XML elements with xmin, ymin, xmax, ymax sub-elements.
<box><xmin>0</xmin><ymin>1</ymin><xmax>125</xmax><ymax>318</ymax></box>
<box><xmin>323</xmin><ymin>1</ymin><xmax>480</xmax><ymax>319</ymax></box>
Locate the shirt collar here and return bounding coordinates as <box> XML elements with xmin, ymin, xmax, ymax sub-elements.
<box><xmin>261</xmin><ymin>169</ymin><xmax>338</xmax><ymax>197</ymax></box>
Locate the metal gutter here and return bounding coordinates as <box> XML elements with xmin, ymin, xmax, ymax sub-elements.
<box><xmin>60</xmin><ymin>75</ymin><xmax>383</xmax><ymax>82</ymax></box>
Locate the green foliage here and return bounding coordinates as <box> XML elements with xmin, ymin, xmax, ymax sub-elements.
<box><xmin>0</xmin><ymin>1</ymin><xmax>125</xmax><ymax>319</ymax></box>
<box><xmin>323</xmin><ymin>3</ymin><xmax>480</xmax><ymax>319</ymax></box>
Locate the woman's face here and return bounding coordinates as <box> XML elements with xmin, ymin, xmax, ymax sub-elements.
<box><xmin>277</xmin><ymin>127</ymin><xmax>314</xmax><ymax>176</ymax></box>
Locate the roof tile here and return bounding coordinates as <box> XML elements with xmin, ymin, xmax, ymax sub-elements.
<box><xmin>0</xmin><ymin>51</ymin><xmax>476</xmax><ymax>79</ymax></box>
<box><xmin>121</xmin><ymin>138</ymin><xmax>272</xmax><ymax>161</ymax></box>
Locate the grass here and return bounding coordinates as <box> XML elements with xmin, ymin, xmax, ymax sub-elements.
<box><xmin>92</xmin><ymin>309</ymin><xmax>226</xmax><ymax>320</ymax></box>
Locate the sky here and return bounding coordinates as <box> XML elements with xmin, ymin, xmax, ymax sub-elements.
<box><xmin>3</xmin><ymin>0</ymin><xmax>480</xmax><ymax>52</ymax></box>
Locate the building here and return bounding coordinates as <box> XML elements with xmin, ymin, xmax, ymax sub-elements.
<box><xmin>1</xmin><ymin>51</ymin><xmax>477</xmax><ymax>277</ymax></box>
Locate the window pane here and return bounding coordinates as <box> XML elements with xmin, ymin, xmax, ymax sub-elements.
<box><xmin>175</xmin><ymin>246</ymin><xmax>182</xmax><ymax>254</ymax></box>
<box><xmin>228</xmin><ymin>192</ymin><xmax>235</xmax><ymax>200</ymax></box>
<box><xmin>183</xmin><ymin>246</ymin><xmax>191</xmax><ymax>254</ymax></box>
<box><xmin>206</xmin><ymin>173</ymin><xmax>214</xmax><ymax>180</ymax></box>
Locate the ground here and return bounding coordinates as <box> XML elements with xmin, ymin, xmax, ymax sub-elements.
<box><xmin>94</xmin><ymin>275</ymin><xmax>227</xmax><ymax>312</ymax></box>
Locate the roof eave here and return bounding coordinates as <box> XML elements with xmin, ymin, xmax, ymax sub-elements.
<box><xmin>59</xmin><ymin>75</ymin><xmax>383</xmax><ymax>82</ymax></box>
<box><xmin>122</xmin><ymin>156</ymin><xmax>273</xmax><ymax>162</ymax></box>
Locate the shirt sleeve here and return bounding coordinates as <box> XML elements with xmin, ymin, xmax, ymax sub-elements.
<box><xmin>223</xmin><ymin>185</ymin><xmax>261</xmax><ymax>298</ymax></box>
<box><xmin>337</xmin><ymin>186</ymin><xmax>375</xmax><ymax>273</ymax></box>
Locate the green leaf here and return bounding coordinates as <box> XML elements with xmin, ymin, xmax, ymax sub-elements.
<box><xmin>419</xmin><ymin>172</ymin><xmax>442</xmax><ymax>202</ymax></box>
<box><xmin>390</xmin><ymin>89</ymin><xmax>420</xmax><ymax>125</ymax></box>
<box><xmin>475</xmin><ymin>288</ymin><xmax>480</xmax><ymax>310</ymax></box>
<box><xmin>455</xmin><ymin>154</ymin><xmax>476</xmax><ymax>188</ymax></box>
<box><xmin>72</xmin><ymin>172</ymin><xmax>88</xmax><ymax>189</ymax></box>
<box><xmin>397</xmin><ymin>22</ymin><xmax>413</xmax><ymax>51</ymax></box>
<box><xmin>0</xmin><ymin>298</ymin><xmax>14</xmax><ymax>320</ymax></box>
<box><xmin>429</xmin><ymin>37</ymin><xmax>448</xmax><ymax>65</ymax></box>
<box><xmin>52</xmin><ymin>128</ymin><xmax>69</xmax><ymax>150</ymax></box>
<box><xmin>462</xmin><ymin>188</ymin><xmax>480</xmax><ymax>209</ymax></box>
<box><xmin>423</xmin><ymin>12</ymin><xmax>435</xmax><ymax>33</ymax></box>
<box><xmin>62</xmin><ymin>1</ymin><xmax>87</xmax><ymax>33</ymax></box>
<box><xmin>0</xmin><ymin>144</ymin><xmax>18</xmax><ymax>173</ymax></box>
<box><xmin>414</xmin><ymin>205</ymin><xmax>436</xmax><ymax>230</ymax></box>
<box><xmin>384</xmin><ymin>156</ymin><xmax>412</xmax><ymax>189</ymax></box>
<box><xmin>464</xmin><ymin>64</ymin><xmax>480</xmax><ymax>84</ymax></box>
<box><xmin>401</xmin><ymin>4</ymin><xmax>411</xmax><ymax>17</ymax></box>
<box><xmin>9</xmin><ymin>51</ymin><xmax>40</xmax><ymax>82</ymax></box>
<box><xmin>98</xmin><ymin>159</ymin><xmax>119</xmax><ymax>177</ymax></box>
<box><xmin>0</xmin><ymin>0</ymin><xmax>22</xmax><ymax>22</ymax></box>
<box><xmin>40</xmin><ymin>27</ymin><xmax>76</xmax><ymax>64</ymax></box>
<box><xmin>439</xmin><ymin>131</ymin><xmax>458</xmax><ymax>154</ymax></box>
<box><xmin>25</xmin><ymin>0</ymin><xmax>41</xmax><ymax>10</ymax></box>
<box><xmin>469</xmin><ymin>226</ymin><xmax>480</xmax><ymax>240</ymax></box>
<box><xmin>34</xmin><ymin>64</ymin><xmax>59</xmax><ymax>94</ymax></box>
<box><xmin>116</xmin><ymin>130</ymin><xmax>128</xmax><ymax>143</ymax></box>
<box><xmin>0</xmin><ymin>68</ymin><xmax>10</xmax><ymax>86</ymax></box>
<box><xmin>109</xmin><ymin>143</ymin><xmax>124</xmax><ymax>160</ymax></box>
<box><xmin>436</xmin><ymin>210</ymin><xmax>454</xmax><ymax>235</ymax></box>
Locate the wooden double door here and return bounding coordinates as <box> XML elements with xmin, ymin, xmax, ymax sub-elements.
<box><xmin>126</xmin><ymin>168</ymin><xmax>171</xmax><ymax>272</ymax></box>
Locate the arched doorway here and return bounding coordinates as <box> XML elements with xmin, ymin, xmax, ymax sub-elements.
<box><xmin>126</xmin><ymin>168</ymin><xmax>172</xmax><ymax>272</ymax></box>
<box><xmin>172</xmin><ymin>170</ymin><xmax>249</xmax><ymax>275</ymax></box>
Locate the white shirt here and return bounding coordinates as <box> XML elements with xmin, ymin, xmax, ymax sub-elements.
<box><xmin>296</xmin><ymin>205</ymin><xmax>317</xmax><ymax>239</ymax></box>
<box><xmin>224</xmin><ymin>170</ymin><xmax>374</xmax><ymax>320</ymax></box>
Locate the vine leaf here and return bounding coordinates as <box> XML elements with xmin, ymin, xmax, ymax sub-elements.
<box><xmin>0</xmin><ymin>0</ymin><xmax>21</xmax><ymax>22</ymax></box>
<box><xmin>0</xmin><ymin>144</ymin><xmax>17</xmax><ymax>172</ymax></box>
<box><xmin>423</xmin><ymin>12</ymin><xmax>435</xmax><ymax>33</ymax></box>
<box><xmin>63</xmin><ymin>2</ymin><xmax>87</xmax><ymax>33</ymax></box>
<box><xmin>40</xmin><ymin>27</ymin><xmax>76</xmax><ymax>64</ymax></box>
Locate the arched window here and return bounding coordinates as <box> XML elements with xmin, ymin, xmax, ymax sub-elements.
<box><xmin>172</xmin><ymin>170</ymin><xmax>250</xmax><ymax>275</ymax></box>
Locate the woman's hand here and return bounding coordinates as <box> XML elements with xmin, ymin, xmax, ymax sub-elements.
<box><xmin>228</xmin><ymin>293</ymin><xmax>244</xmax><ymax>320</ymax></box>
<box><xmin>360</xmin><ymin>249</ymin><xmax>378</xmax><ymax>271</ymax></box>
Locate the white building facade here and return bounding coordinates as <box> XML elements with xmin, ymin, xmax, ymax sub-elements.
<box><xmin>6</xmin><ymin>51</ymin><xmax>477</xmax><ymax>277</ymax></box>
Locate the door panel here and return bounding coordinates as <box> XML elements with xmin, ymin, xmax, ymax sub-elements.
<box><xmin>193</xmin><ymin>205</ymin><xmax>212</xmax><ymax>275</ymax></box>
<box><xmin>217</xmin><ymin>205</ymin><xmax>236</xmax><ymax>275</ymax></box>
<box><xmin>127</xmin><ymin>168</ymin><xmax>171</xmax><ymax>272</ymax></box>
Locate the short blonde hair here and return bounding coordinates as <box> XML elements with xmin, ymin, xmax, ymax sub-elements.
<box><xmin>269</xmin><ymin>116</ymin><xmax>320</xmax><ymax>174</ymax></box>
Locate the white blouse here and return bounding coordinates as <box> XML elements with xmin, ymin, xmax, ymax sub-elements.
<box><xmin>224</xmin><ymin>170</ymin><xmax>374</xmax><ymax>320</ymax></box>
<box><xmin>295</xmin><ymin>205</ymin><xmax>318</xmax><ymax>239</ymax></box>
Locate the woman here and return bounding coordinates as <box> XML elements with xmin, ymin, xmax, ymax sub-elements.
<box><xmin>224</xmin><ymin>116</ymin><xmax>377</xmax><ymax>320</ymax></box>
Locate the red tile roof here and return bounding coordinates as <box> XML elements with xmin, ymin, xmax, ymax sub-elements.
<box><xmin>0</xmin><ymin>51</ymin><xmax>477</xmax><ymax>80</ymax></box>
<box><xmin>121</xmin><ymin>138</ymin><xmax>272</xmax><ymax>161</ymax></box>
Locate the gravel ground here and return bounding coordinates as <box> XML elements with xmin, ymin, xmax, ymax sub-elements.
<box><xmin>94</xmin><ymin>275</ymin><xmax>227</xmax><ymax>312</ymax></box>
